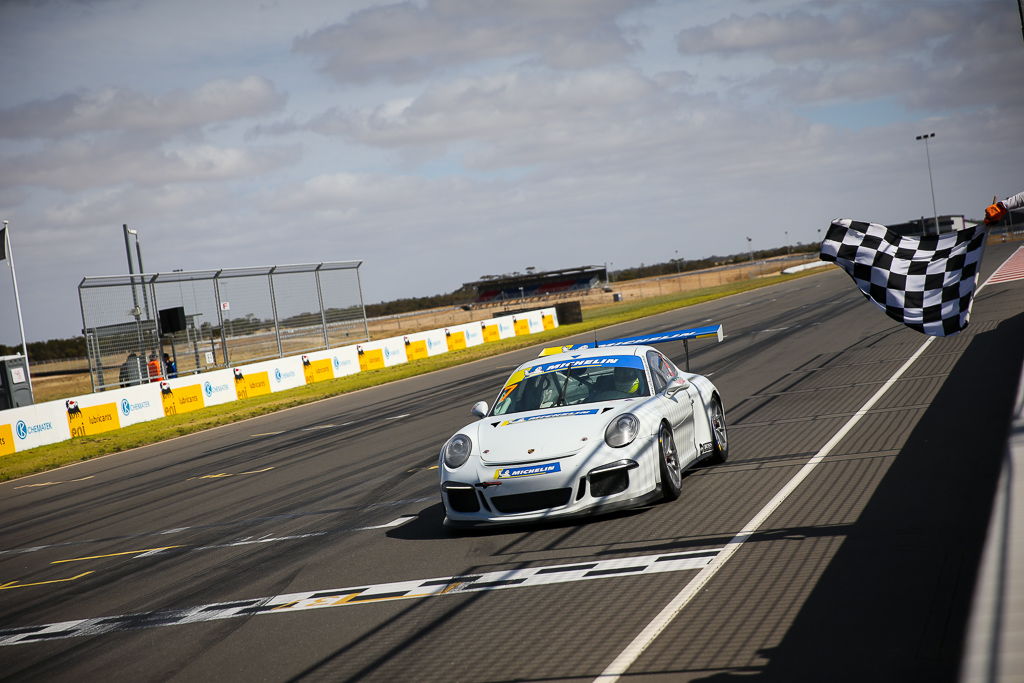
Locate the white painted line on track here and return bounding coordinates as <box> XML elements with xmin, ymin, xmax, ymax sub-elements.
<box><xmin>385</xmin><ymin>414</ymin><xmax>411</xmax><ymax>420</ymax></box>
<box><xmin>0</xmin><ymin>549</ymin><xmax>723</xmax><ymax>646</ymax></box>
<box><xmin>0</xmin><ymin>497</ymin><xmax>437</xmax><ymax>557</ymax></box>
<box><xmin>595</xmin><ymin>332</ymin><xmax>939</xmax><ymax>682</ymax></box>
<box><xmin>196</xmin><ymin>532</ymin><xmax>328</xmax><ymax>550</ymax></box>
<box><xmin>355</xmin><ymin>515</ymin><xmax>417</xmax><ymax>530</ymax></box>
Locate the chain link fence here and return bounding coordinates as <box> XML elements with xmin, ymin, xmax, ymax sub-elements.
<box><xmin>79</xmin><ymin>262</ymin><xmax>368</xmax><ymax>392</ymax></box>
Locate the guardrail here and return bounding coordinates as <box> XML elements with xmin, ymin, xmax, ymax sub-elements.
<box><xmin>961</xmin><ymin>361</ymin><xmax>1024</xmax><ymax>681</ymax></box>
<box><xmin>0</xmin><ymin>307</ymin><xmax>558</xmax><ymax>456</ymax></box>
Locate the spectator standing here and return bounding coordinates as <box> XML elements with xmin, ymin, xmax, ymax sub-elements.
<box><xmin>147</xmin><ymin>353</ymin><xmax>163</xmax><ymax>382</ymax></box>
<box><xmin>163</xmin><ymin>353</ymin><xmax>178</xmax><ymax>379</ymax></box>
<box><xmin>119</xmin><ymin>352</ymin><xmax>143</xmax><ymax>387</ymax></box>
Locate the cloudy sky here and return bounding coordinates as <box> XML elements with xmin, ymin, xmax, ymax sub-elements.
<box><xmin>1</xmin><ymin>0</ymin><xmax>1021</xmax><ymax>345</ymax></box>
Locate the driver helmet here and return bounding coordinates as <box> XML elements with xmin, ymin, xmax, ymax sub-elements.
<box><xmin>613</xmin><ymin>367</ymin><xmax>639</xmax><ymax>394</ymax></box>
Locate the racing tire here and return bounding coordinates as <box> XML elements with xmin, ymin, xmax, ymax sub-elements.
<box><xmin>658</xmin><ymin>422</ymin><xmax>682</xmax><ymax>501</ymax></box>
<box><xmin>705</xmin><ymin>396</ymin><xmax>729</xmax><ymax>465</ymax></box>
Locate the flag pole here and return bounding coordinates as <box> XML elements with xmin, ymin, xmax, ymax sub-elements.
<box><xmin>3</xmin><ymin>221</ymin><xmax>34</xmax><ymax>402</ymax></box>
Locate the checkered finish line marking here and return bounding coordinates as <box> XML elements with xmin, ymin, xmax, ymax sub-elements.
<box><xmin>0</xmin><ymin>549</ymin><xmax>721</xmax><ymax>646</ymax></box>
<box><xmin>985</xmin><ymin>245</ymin><xmax>1024</xmax><ymax>285</ymax></box>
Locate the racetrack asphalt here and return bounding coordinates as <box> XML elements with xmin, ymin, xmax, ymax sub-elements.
<box><xmin>1</xmin><ymin>242</ymin><xmax>1021</xmax><ymax>683</ymax></box>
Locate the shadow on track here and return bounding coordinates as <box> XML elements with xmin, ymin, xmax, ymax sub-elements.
<box><xmin>697</xmin><ymin>311</ymin><xmax>1024</xmax><ymax>683</ymax></box>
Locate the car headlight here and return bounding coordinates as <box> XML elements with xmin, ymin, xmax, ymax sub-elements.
<box><xmin>605</xmin><ymin>414</ymin><xmax>639</xmax><ymax>448</ymax></box>
<box><xmin>443</xmin><ymin>434</ymin><xmax>473</xmax><ymax>469</ymax></box>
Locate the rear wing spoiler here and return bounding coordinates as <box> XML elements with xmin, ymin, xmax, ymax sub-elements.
<box><xmin>539</xmin><ymin>323</ymin><xmax>725</xmax><ymax>370</ymax></box>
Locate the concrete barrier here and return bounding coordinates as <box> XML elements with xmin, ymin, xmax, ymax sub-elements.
<box><xmin>961</xmin><ymin>362</ymin><xmax>1024</xmax><ymax>681</ymax></box>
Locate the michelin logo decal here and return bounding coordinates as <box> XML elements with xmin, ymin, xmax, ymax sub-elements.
<box><xmin>524</xmin><ymin>356</ymin><xmax>628</xmax><ymax>377</ymax></box>
<box><xmin>495</xmin><ymin>462</ymin><xmax>561</xmax><ymax>479</ymax></box>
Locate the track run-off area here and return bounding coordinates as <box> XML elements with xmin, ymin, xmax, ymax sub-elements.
<box><xmin>2</xmin><ymin>242</ymin><xmax>1022</xmax><ymax>682</ymax></box>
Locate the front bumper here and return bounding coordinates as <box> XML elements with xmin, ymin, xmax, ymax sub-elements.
<box><xmin>440</xmin><ymin>436</ymin><xmax>660</xmax><ymax>526</ymax></box>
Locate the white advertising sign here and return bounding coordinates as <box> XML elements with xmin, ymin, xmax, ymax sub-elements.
<box><xmin>323</xmin><ymin>346</ymin><xmax>360</xmax><ymax>377</ymax></box>
<box><xmin>1</xmin><ymin>401</ymin><xmax>71</xmax><ymax>452</ymax></box>
<box><xmin>495</xmin><ymin>315</ymin><xmax>516</xmax><ymax>339</ymax></box>
<box><xmin>199</xmin><ymin>369</ymin><xmax>238</xmax><ymax>406</ymax></box>
<box><xmin>104</xmin><ymin>384</ymin><xmax>164</xmax><ymax>427</ymax></box>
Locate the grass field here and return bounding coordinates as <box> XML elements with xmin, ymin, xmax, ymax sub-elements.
<box><xmin>2</xmin><ymin>267</ymin><xmax>828</xmax><ymax>482</ymax></box>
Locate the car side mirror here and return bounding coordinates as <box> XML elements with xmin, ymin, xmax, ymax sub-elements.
<box><xmin>471</xmin><ymin>401</ymin><xmax>489</xmax><ymax>418</ymax></box>
<box><xmin>665</xmin><ymin>378</ymin><xmax>689</xmax><ymax>397</ymax></box>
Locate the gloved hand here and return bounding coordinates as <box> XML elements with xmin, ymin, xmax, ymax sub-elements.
<box><xmin>984</xmin><ymin>202</ymin><xmax>1008</xmax><ymax>224</ymax></box>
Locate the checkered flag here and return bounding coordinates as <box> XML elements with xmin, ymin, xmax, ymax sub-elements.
<box><xmin>819</xmin><ymin>219</ymin><xmax>987</xmax><ymax>336</ymax></box>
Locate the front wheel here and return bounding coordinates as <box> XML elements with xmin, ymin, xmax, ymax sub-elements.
<box><xmin>705</xmin><ymin>396</ymin><xmax>729</xmax><ymax>464</ymax></box>
<box><xmin>658</xmin><ymin>423</ymin><xmax>682</xmax><ymax>501</ymax></box>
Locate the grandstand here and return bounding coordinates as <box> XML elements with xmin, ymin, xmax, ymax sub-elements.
<box><xmin>465</xmin><ymin>265</ymin><xmax>607</xmax><ymax>303</ymax></box>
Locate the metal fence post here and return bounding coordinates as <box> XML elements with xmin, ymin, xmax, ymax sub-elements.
<box><xmin>356</xmin><ymin>266</ymin><xmax>370</xmax><ymax>342</ymax></box>
<box><xmin>78</xmin><ymin>280</ymin><xmax>98</xmax><ymax>393</ymax></box>
<box><xmin>213</xmin><ymin>270</ymin><xmax>228</xmax><ymax>367</ymax></box>
<box><xmin>147</xmin><ymin>275</ymin><xmax>161</xmax><ymax>370</ymax></box>
<box><xmin>315</xmin><ymin>264</ymin><xmax>329</xmax><ymax>349</ymax></box>
<box><xmin>268</xmin><ymin>266</ymin><xmax>283</xmax><ymax>357</ymax></box>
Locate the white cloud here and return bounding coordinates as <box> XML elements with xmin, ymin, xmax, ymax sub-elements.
<box><xmin>293</xmin><ymin>0</ymin><xmax>650</xmax><ymax>83</ymax></box>
<box><xmin>0</xmin><ymin>138</ymin><xmax>301</xmax><ymax>191</ymax></box>
<box><xmin>0</xmin><ymin>76</ymin><xmax>286</xmax><ymax>139</ymax></box>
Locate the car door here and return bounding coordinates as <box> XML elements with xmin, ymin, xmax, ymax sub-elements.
<box><xmin>646</xmin><ymin>350</ymin><xmax>698</xmax><ymax>467</ymax></box>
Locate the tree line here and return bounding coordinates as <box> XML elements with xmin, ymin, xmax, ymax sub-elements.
<box><xmin>0</xmin><ymin>337</ymin><xmax>87</xmax><ymax>361</ymax></box>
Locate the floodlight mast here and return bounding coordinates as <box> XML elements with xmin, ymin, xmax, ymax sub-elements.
<box><xmin>915</xmin><ymin>133</ymin><xmax>939</xmax><ymax>235</ymax></box>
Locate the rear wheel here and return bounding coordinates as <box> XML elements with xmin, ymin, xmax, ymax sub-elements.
<box><xmin>658</xmin><ymin>422</ymin><xmax>682</xmax><ymax>501</ymax></box>
<box><xmin>705</xmin><ymin>396</ymin><xmax>728</xmax><ymax>464</ymax></box>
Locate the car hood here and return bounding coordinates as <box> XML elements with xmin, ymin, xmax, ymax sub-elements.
<box><xmin>474</xmin><ymin>403</ymin><xmax>630</xmax><ymax>466</ymax></box>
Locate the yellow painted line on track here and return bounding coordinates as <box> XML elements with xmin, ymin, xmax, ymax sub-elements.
<box><xmin>14</xmin><ymin>476</ymin><xmax>94</xmax><ymax>490</ymax></box>
<box><xmin>51</xmin><ymin>546</ymin><xmax>182</xmax><ymax>564</ymax></box>
<box><xmin>188</xmin><ymin>466</ymin><xmax>274</xmax><ymax>481</ymax></box>
<box><xmin>0</xmin><ymin>571</ymin><xmax>94</xmax><ymax>590</ymax></box>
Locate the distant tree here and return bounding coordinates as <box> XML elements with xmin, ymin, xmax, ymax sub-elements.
<box><xmin>0</xmin><ymin>336</ymin><xmax>87</xmax><ymax>361</ymax></box>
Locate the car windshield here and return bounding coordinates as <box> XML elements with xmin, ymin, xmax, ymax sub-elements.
<box><xmin>491</xmin><ymin>355</ymin><xmax>650</xmax><ymax>416</ymax></box>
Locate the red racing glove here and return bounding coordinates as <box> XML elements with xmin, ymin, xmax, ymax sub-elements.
<box><xmin>984</xmin><ymin>202</ymin><xmax>1007</xmax><ymax>224</ymax></box>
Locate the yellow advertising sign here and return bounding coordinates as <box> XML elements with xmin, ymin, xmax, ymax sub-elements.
<box><xmin>68</xmin><ymin>403</ymin><xmax>121</xmax><ymax>438</ymax></box>
<box><xmin>405</xmin><ymin>339</ymin><xmax>429</xmax><ymax>361</ymax></box>
<box><xmin>0</xmin><ymin>423</ymin><xmax>14</xmax><ymax>456</ymax></box>
<box><xmin>446</xmin><ymin>331</ymin><xmax>467</xmax><ymax>351</ymax></box>
<box><xmin>514</xmin><ymin>318</ymin><xmax>530</xmax><ymax>336</ymax></box>
<box><xmin>542</xmin><ymin>314</ymin><xmax>555</xmax><ymax>331</ymax></box>
<box><xmin>482</xmin><ymin>324</ymin><xmax>500</xmax><ymax>343</ymax></box>
<box><xmin>303</xmin><ymin>359</ymin><xmax>334</xmax><ymax>384</ymax></box>
<box><xmin>161</xmin><ymin>384</ymin><xmax>205</xmax><ymax>417</ymax></box>
<box><xmin>358</xmin><ymin>348</ymin><xmax>385</xmax><ymax>371</ymax></box>
<box><xmin>234</xmin><ymin>371</ymin><xmax>271</xmax><ymax>400</ymax></box>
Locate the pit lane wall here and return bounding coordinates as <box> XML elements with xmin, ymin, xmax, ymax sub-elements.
<box><xmin>0</xmin><ymin>308</ymin><xmax>559</xmax><ymax>456</ymax></box>
<box><xmin>960</xmin><ymin>361</ymin><xmax>1024</xmax><ymax>682</ymax></box>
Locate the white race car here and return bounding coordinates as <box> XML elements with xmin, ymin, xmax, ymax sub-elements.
<box><xmin>439</xmin><ymin>326</ymin><xmax>728</xmax><ymax>527</ymax></box>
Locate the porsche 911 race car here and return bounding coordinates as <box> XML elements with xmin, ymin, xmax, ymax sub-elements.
<box><xmin>439</xmin><ymin>325</ymin><xmax>728</xmax><ymax>527</ymax></box>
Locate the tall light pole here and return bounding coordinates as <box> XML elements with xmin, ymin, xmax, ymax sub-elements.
<box><xmin>746</xmin><ymin>236</ymin><xmax>753</xmax><ymax>262</ymax></box>
<box><xmin>123</xmin><ymin>224</ymin><xmax>141</xmax><ymax>319</ymax></box>
<box><xmin>915</xmin><ymin>132</ymin><xmax>939</xmax><ymax>235</ymax></box>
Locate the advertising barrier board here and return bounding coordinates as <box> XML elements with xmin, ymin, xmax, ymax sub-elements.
<box><xmin>0</xmin><ymin>307</ymin><xmax>559</xmax><ymax>456</ymax></box>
